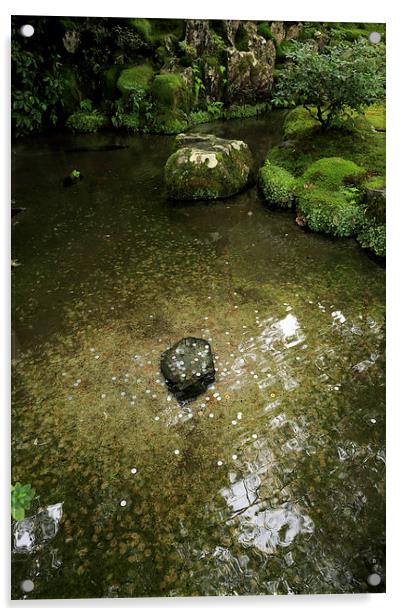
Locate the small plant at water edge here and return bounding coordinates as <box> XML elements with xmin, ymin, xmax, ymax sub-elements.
<box><xmin>11</xmin><ymin>483</ymin><xmax>35</xmax><ymax>521</ymax></box>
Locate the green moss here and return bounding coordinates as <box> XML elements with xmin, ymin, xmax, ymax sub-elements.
<box><xmin>296</xmin><ymin>157</ymin><xmax>366</xmax><ymax>237</ymax></box>
<box><xmin>300</xmin><ymin>157</ymin><xmax>366</xmax><ymax>190</ymax></box>
<box><xmin>364</xmin><ymin>104</ymin><xmax>386</xmax><ymax>131</ymax></box>
<box><xmin>117</xmin><ymin>64</ymin><xmax>155</xmax><ymax>98</ymax></box>
<box><xmin>66</xmin><ymin>111</ymin><xmax>108</xmax><ymax>133</ymax></box>
<box><xmin>362</xmin><ymin>175</ymin><xmax>386</xmax><ymax>190</ymax></box>
<box><xmin>283</xmin><ymin>107</ymin><xmax>320</xmax><ymax>139</ymax></box>
<box><xmin>258</xmin><ymin>161</ymin><xmax>296</xmax><ymax>208</ymax></box>
<box><xmin>257</xmin><ymin>23</ymin><xmax>274</xmax><ymax>41</ymax></box>
<box><xmin>128</xmin><ymin>18</ymin><xmax>153</xmax><ymax>42</ymax></box>
<box><xmin>150</xmin><ymin>73</ymin><xmax>192</xmax><ymax>113</ymax></box>
<box><xmin>268</xmin><ymin>116</ymin><xmax>385</xmax><ymax>178</ymax></box>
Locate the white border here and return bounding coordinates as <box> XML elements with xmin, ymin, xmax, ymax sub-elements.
<box><xmin>2</xmin><ymin>1</ymin><xmax>402</xmax><ymax>613</ymax></box>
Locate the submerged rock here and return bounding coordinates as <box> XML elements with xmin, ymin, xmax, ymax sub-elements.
<box><xmin>165</xmin><ymin>133</ymin><xmax>253</xmax><ymax>200</ymax></box>
<box><xmin>160</xmin><ymin>337</ymin><xmax>215</xmax><ymax>402</ymax></box>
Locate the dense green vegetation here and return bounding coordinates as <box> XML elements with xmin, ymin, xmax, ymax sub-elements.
<box><xmin>11</xmin><ymin>17</ymin><xmax>385</xmax><ymax>256</ymax></box>
<box><xmin>257</xmin><ymin>161</ymin><xmax>296</xmax><ymax>208</ymax></box>
<box><xmin>273</xmin><ymin>40</ymin><xmax>385</xmax><ymax>129</ymax></box>
<box><xmin>262</xmin><ymin>104</ymin><xmax>386</xmax><ymax>255</ymax></box>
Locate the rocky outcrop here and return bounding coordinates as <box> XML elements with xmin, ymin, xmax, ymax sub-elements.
<box><xmin>185</xmin><ymin>20</ymin><xmax>212</xmax><ymax>55</ymax></box>
<box><xmin>160</xmin><ymin>337</ymin><xmax>215</xmax><ymax>402</ymax></box>
<box><xmin>227</xmin><ymin>22</ymin><xmax>276</xmax><ymax>104</ymax></box>
<box><xmin>164</xmin><ymin>133</ymin><xmax>253</xmax><ymax>200</ymax></box>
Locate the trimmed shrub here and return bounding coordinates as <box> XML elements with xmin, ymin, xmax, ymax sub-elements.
<box><xmin>258</xmin><ymin>161</ymin><xmax>296</xmax><ymax>208</ymax></box>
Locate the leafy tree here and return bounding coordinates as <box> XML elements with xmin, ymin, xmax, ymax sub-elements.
<box><xmin>272</xmin><ymin>40</ymin><xmax>385</xmax><ymax>130</ymax></box>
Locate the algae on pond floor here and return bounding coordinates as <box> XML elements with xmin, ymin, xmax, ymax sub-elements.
<box><xmin>11</xmin><ymin>114</ymin><xmax>385</xmax><ymax>598</ymax></box>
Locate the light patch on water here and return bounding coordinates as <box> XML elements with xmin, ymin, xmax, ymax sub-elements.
<box><xmin>221</xmin><ymin>475</ymin><xmax>314</xmax><ymax>554</ymax></box>
<box><xmin>13</xmin><ymin>503</ymin><xmax>63</xmax><ymax>554</ymax></box>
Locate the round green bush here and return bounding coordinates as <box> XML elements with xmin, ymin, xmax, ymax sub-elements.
<box><xmin>258</xmin><ymin>162</ymin><xmax>296</xmax><ymax>208</ymax></box>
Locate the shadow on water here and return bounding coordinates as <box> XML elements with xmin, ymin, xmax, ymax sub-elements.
<box><xmin>11</xmin><ymin>111</ymin><xmax>385</xmax><ymax>598</ymax></box>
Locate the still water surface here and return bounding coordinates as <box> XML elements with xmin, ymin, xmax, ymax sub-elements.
<box><xmin>11</xmin><ymin>114</ymin><xmax>385</xmax><ymax>598</ymax></box>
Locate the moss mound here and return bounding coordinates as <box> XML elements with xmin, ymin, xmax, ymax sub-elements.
<box><xmin>66</xmin><ymin>111</ymin><xmax>108</xmax><ymax>133</ymax></box>
<box><xmin>258</xmin><ymin>161</ymin><xmax>296</xmax><ymax>208</ymax></box>
<box><xmin>165</xmin><ymin>134</ymin><xmax>253</xmax><ymax>200</ymax></box>
<box><xmin>151</xmin><ymin>73</ymin><xmax>192</xmax><ymax>113</ymax></box>
<box><xmin>283</xmin><ymin>107</ymin><xmax>320</xmax><ymax>139</ymax></box>
<box><xmin>297</xmin><ymin>157</ymin><xmax>366</xmax><ymax>237</ymax></box>
<box><xmin>117</xmin><ymin>64</ymin><xmax>155</xmax><ymax>98</ymax></box>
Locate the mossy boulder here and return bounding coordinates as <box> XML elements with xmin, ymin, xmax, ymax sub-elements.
<box><xmin>117</xmin><ymin>64</ymin><xmax>155</xmax><ymax>98</ymax></box>
<box><xmin>258</xmin><ymin>161</ymin><xmax>296</xmax><ymax>208</ymax></box>
<box><xmin>165</xmin><ymin>133</ymin><xmax>253</xmax><ymax>200</ymax></box>
<box><xmin>296</xmin><ymin>157</ymin><xmax>367</xmax><ymax>237</ymax></box>
<box><xmin>150</xmin><ymin>72</ymin><xmax>192</xmax><ymax>113</ymax></box>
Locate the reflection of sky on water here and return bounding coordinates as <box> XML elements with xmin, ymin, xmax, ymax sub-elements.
<box><xmin>221</xmin><ymin>473</ymin><xmax>314</xmax><ymax>555</ymax></box>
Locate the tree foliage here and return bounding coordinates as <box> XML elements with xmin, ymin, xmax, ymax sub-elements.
<box><xmin>272</xmin><ymin>40</ymin><xmax>385</xmax><ymax>129</ymax></box>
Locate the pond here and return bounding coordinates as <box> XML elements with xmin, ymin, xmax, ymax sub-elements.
<box><xmin>11</xmin><ymin>112</ymin><xmax>385</xmax><ymax>598</ymax></box>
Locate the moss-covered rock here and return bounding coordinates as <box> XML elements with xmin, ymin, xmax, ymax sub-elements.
<box><xmin>296</xmin><ymin>157</ymin><xmax>366</xmax><ymax>237</ymax></box>
<box><xmin>226</xmin><ymin>21</ymin><xmax>276</xmax><ymax>105</ymax></box>
<box><xmin>258</xmin><ymin>161</ymin><xmax>296</xmax><ymax>208</ymax></box>
<box><xmin>165</xmin><ymin>133</ymin><xmax>253</xmax><ymax>200</ymax></box>
<box><xmin>117</xmin><ymin>64</ymin><xmax>155</xmax><ymax>98</ymax></box>
<box><xmin>66</xmin><ymin>111</ymin><xmax>109</xmax><ymax>133</ymax></box>
<box><xmin>150</xmin><ymin>72</ymin><xmax>192</xmax><ymax>113</ymax></box>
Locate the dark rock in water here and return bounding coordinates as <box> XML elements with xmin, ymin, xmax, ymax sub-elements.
<box><xmin>161</xmin><ymin>337</ymin><xmax>215</xmax><ymax>403</ymax></box>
